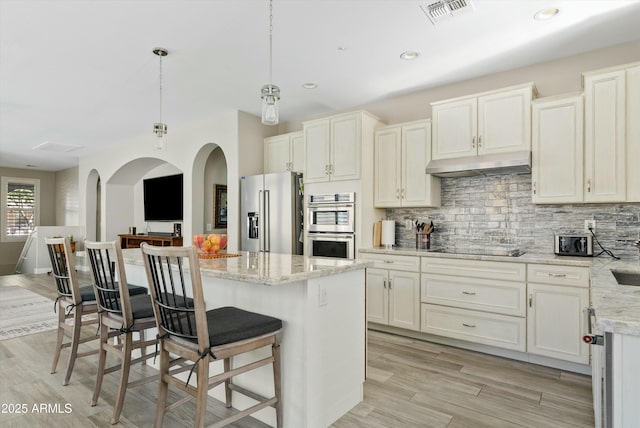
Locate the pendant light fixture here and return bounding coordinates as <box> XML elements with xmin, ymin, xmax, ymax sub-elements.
<box><xmin>153</xmin><ymin>47</ymin><xmax>168</xmax><ymax>150</ymax></box>
<box><xmin>261</xmin><ymin>0</ymin><xmax>280</xmax><ymax>125</ymax></box>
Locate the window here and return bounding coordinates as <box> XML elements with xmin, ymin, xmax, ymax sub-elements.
<box><xmin>1</xmin><ymin>177</ymin><xmax>40</xmax><ymax>242</ymax></box>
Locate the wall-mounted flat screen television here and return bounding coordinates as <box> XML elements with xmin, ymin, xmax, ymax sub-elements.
<box><xmin>143</xmin><ymin>173</ymin><xmax>183</xmax><ymax>221</ymax></box>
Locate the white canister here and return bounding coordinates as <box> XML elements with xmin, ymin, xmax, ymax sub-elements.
<box><xmin>381</xmin><ymin>220</ymin><xmax>395</xmax><ymax>249</ymax></box>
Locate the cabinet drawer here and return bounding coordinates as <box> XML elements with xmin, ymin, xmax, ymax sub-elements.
<box><xmin>360</xmin><ymin>253</ymin><xmax>420</xmax><ymax>272</ymax></box>
<box><xmin>421</xmin><ymin>304</ymin><xmax>526</xmax><ymax>352</ymax></box>
<box><xmin>422</xmin><ymin>273</ymin><xmax>526</xmax><ymax>317</ymax></box>
<box><xmin>421</xmin><ymin>257</ymin><xmax>525</xmax><ymax>282</ymax></box>
<box><xmin>527</xmin><ymin>264</ymin><xmax>589</xmax><ymax>287</ymax></box>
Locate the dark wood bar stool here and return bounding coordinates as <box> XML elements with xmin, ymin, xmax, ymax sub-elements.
<box><xmin>85</xmin><ymin>239</ymin><xmax>158</xmax><ymax>424</ymax></box>
<box><xmin>140</xmin><ymin>243</ymin><xmax>283</xmax><ymax>428</ymax></box>
<box><xmin>45</xmin><ymin>236</ymin><xmax>100</xmax><ymax>386</ymax></box>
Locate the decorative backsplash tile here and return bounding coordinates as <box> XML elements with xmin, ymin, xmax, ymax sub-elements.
<box><xmin>386</xmin><ymin>173</ymin><xmax>640</xmax><ymax>257</ymax></box>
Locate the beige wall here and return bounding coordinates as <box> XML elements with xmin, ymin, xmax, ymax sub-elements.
<box><xmin>279</xmin><ymin>39</ymin><xmax>640</xmax><ymax>131</ymax></box>
<box><xmin>0</xmin><ymin>167</ymin><xmax>56</xmax><ymax>275</ymax></box>
<box><xmin>55</xmin><ymin>167</ymin><xmax>80</xmax><ymax>226</ymax></box>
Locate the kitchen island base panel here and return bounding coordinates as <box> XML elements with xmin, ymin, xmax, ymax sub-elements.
<box><xmin>125</xmin><ymin>264</ymin><xmax>365</xmax><ymax>428</ymax></box>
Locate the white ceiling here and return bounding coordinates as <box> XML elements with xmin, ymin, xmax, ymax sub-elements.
<box><xmin>1</xmin><ymin>0</ymin><xmax>640</xmax><ymax>171</ymax></box>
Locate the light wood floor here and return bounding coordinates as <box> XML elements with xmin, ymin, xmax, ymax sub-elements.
<box><xmin>0</xmin><ymin>273</ymin><xmax>594</xmax><ymax>427</ymax></box>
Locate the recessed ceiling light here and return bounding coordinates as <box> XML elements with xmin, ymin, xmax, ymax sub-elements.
<box><xmin>26</xmin><ymin>164</ymin><xmax>38</xmax><ymax>168</ymax></box>
<box><xmin>302</xmin><ymin>83</ymin><xmax>317</xmax><ymax>89</ymax></box>
<box><xmin>534</xmin><ymin>7</ymin><xmax>559</xmax><ymax>21</ymax></box>
<box><xmin>400</xmin><ymin>51</ymin><xmax>421</xmax><ymax>61</ymax></box>
<box><xmin>337</xmin><ymin>46</ymin><xmax>348</xmax><ymax>51</ymax></box>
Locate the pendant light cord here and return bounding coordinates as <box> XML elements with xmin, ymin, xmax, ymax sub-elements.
<box><xmin>269</xmin><ymin>0</ymin><xmax>273</xmax><ymax>84</ymax></box>
<box><xmin>159</xmin><ymin>52</ymin><xmax>163</xmax><ymax>124</ymax></box>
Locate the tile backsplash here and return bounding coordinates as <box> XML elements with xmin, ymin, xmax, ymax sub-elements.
<box><xmin>386</xmin><ymin>173</ymin><xmax>640</xmax><ymax>257</ymax></box>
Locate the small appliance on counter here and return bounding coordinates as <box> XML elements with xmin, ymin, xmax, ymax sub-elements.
<box><xmin>381</xmin><ymin>220</ymin><xmax>395</xmax><ymax>249</ymax></box>
<box><xmin>554</xmin><ymin>234</ymin><xmax>593</xmax><ymax>257</ymax></box>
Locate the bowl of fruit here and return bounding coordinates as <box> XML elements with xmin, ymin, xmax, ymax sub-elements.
<box><xmin>192</xmin><ymin>234</ymin><xmax>228</xmax><ymax>258</ymax></box>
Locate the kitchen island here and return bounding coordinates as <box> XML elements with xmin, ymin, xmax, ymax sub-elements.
<box><xmin>121</xmin><ymin>250</ymin><xmax>370</xmax><ymax>428</ymax></box>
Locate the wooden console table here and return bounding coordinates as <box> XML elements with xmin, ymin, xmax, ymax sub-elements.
<box><xmin>118</xmin><ymin>234</ymin><xmax>183</xmax><ymax>249</ymax></box>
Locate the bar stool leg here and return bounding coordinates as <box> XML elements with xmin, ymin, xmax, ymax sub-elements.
<box><xmin>224</xmin><ymin>357</ymin><xmax>232</xmax><ymax>408</ymax></box>
<box><xmin>273</xmin><ymin>341</ymin><xmax>282</xmax><ymax>428</ymax></box>
<box><xmin>91</xmin><ymin>324</ymin><xmax>109</xmax><ymax>406</ymax></box>
<box><xmin>63</xmin><ymin>307</ymin><xmax>82</xmax><ymax>386</ymax></box>
<box><xmin>111</xmin><ymin>333</ymin><xmax>133</xmax><ymax>424</ymax></box>
<box><xmin>51</xmin><ymin>303</ymin><xmax>65</xmax><ymax>374</ymax></box>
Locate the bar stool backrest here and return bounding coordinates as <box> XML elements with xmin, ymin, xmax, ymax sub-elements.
<box><xmin>85</xmin><ymin>240</ymin><xmax>133</xmax><ymax>328</ymax></box>
<box><xmin>45</xmin><ymin>236</ymin><xmax>80</xmax><ymax>305</ymax></box>
<box><xmin>140</xmin><ymin>243</ymin><xmax>209</xmax><ymax>346</ymax></box>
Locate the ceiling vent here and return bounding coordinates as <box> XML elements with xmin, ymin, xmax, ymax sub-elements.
<box><xmin>420</xmin><ymin>0</ymin><xmax>475</xmax><ymax>25</ymax></box>
<box><xmin>32</xmin><ymin>141</ymin><xmax>83</xmax><ymax>153</ymax></box>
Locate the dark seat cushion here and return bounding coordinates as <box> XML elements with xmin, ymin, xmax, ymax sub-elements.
<box><xmin>204</xmin><ymin>306</ymin><xmax>282</xmax><ymax>347</ymax></box>
<box><xmin>129</xmin><ymin>294</ymin><xmax>155</xmax><ymax>319</ymax></box>
<box><xmin>78</xmin><ymin>283</ymin><xmax>147</xmax><ymax>302</ymax></box>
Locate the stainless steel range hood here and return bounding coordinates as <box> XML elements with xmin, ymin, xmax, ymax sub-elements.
<box><xmin>425</xmin><ymin>151</ymin><xmax>531</xmax><ymax>177</ymax></box>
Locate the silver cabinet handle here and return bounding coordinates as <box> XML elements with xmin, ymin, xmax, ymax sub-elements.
<box><xmin>388</xmin><ymin>279</ymin><xmax>392</xmax><ymax>289</ymax></box>
<box><xmin>462</xmin><ymin>291</ymin><xmax>476</xmax><ymax>296</ymax></box>
<box><xmin>529</xmin><ymin>294</ymin><xmax>533</xmax><ymax>307</ymax></box>
<box><xmin>383</xmin><ymin>260</ymin><xmax>394</xmax><ymax>264</ymax></box>
<box><xmin>533</xmin><ymin>181</ymin><xmax>537</xmax><ymax>195</ymax></box>
<box><xmin>478</xmin><ymin>136</ymin><xmax>482</xmax><ymax>147</ymax></box>
<box><xmin>396</xmin><ymin>188</ymin><xmax>400</xmax><ymax>199</ymax></box>
<box><xmin>401</xmin><ymin>188</ymin><xmax>406</xmax><ymax>199</ymax></box>
<box><xmin>325</xmin><ymin>164</ymin><xmax>329</xmax><ymax>175</ymax></box>
<box><xmin>462</xmin><ymin>323</ymin><xmax>476</xmax><ymax>328</ymax></box>
<box><xmin>548</xmin><ymin>273</ymin><xmax>567</xmax><ymax>278</ymax></box>
<box><xmin>472</xmin><ymin>136</ymin><xmax>476</xmax><ymax>148</ymax></box>
<box><xmin>383</xmin><ymin>279</ymin><xmax>387</xmax><ymax>289</ymax></box>
<box><xmin>587</xmin><ymin>179</ymin><xmax>591</xmax><ymax>193</ymax></box>
<box><xmin>329</xmin><ymin>164</ymin><xmax>334</xmax><ymax>175</ymax></box>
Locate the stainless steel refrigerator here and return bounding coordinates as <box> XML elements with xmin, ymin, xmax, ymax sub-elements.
<box><xmin>240</xmin><ymin>171</ymin><xmax>303</xmax><ymax>254</ymax></box>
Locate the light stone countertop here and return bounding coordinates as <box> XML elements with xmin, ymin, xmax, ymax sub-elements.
<box><xmin>360</xmin><ymin>247</ymin><xmax>640</xmax><ymax>336</ymax></box>
<box><xmin>122</xmin><ymin>249</ymin><xmax>371</xmax><ymax>286</ymax></box>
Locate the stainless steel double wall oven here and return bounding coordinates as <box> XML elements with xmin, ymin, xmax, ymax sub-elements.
<box><xmin>306</xmin><ymin>192</ymin><xmax>356</xmax><ymax>259</ymax></box>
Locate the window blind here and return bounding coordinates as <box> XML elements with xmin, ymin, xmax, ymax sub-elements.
<box><xmin>6</xmin><ymin>182</ymin><xmax>36</xmax><ymax>236</ymax></box>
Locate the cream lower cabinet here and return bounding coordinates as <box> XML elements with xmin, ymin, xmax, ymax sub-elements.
<box><xmin>527</xmin><ymin>264</ymin><xmax>590</xmax><ymax>364</ymax></box>
<box><xmin>362</xmin><ymin>254</ymin><xmax>420</xmax><ymax>331</ymax></box>
<box><xmin>421</xmin><ymin>258</ymin><xmax>527</xmax><ymax>352</ymax></box>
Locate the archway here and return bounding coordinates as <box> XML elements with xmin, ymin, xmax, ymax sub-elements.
<box><xmin>85</xmin><ymin>169</ymin><xmax>101</xmax><ymax>241</ymax></box>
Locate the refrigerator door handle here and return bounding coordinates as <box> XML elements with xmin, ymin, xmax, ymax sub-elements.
<box><xmin>259</xmin><ymin>190</ymin><xmax>264</xmax><ymax>252</ymax></box>
<box><xmin>264</xmin><ymin>190</ymin><xmax>270</xmax><ymax>252</ymax></box>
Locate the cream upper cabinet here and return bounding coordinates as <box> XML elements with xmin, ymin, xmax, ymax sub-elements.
<box><xmin>303</xmin><ymin>112</ymin><xmax>368</xmax><ymax>183</ymax></box>
<box><xmin>584</xmin><ymin>69</ymin><xmax>627</xmax><ymax>202</ymax></box>
<box><xmin>526</xmin><ymin>264</ymin><xmax>590</xmax><ymax>365</ymax></box>
<box><xmin>583</xmin><ymin>61</ymin><xmax>640</xmax><ymax>203</ymax></box>
<box><xmin>531</xmin><ymin>93</ymin><xmax>584</xmax><ymax>204</ymax></box>
<box><xmin>374</xmin><ymin>120</ymin><xmax>440</xmax><ymax>208</ymax></box>
<box><xmin>432</xmin><ymin>83</ymin><xmax>535</xmax><ymax>160</ymax></box>
<box><xmin>264</xmin><ymin>131</ymin><xmax>304</xmax><ymax>174</ymax></box>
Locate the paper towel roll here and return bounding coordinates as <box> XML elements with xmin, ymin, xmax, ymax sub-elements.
<box><xmin>381</xmin><ymin>220</ymin><xmax>395</xmax><ymax>248</ymax></box>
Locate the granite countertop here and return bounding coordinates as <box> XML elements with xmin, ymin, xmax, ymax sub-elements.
<box><xmin>360</xmin><ymin>247</ymin><xmax>640</xmax><ymax>336</ymax></box>
<box><xmin>122</xmin><ymin>249</ymin><xmax>371</xmax><ymax>286</ymax></box>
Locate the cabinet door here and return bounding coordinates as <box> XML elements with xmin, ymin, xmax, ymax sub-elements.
<box><xmin>366</xmin><ymin>268</ymin><xmax>388</xmax><ymax>325</ymax></box>
<box><xmin>374</xmin><ymin>126</ymin><xmax>402</xmax><ymax>207</ymax></box>
<box><xmin>402</xmin><ymin>121</ymin><xmax>437</xmax><ymax>207</ymax></box>
<box><xmin>432</xmin><ymin>97</ymin><xmax>477</xmax><ymax>160</ymax></box>
<box><xmin>626</xmin><ymin>64</ymin><xmax>640</xmax><ymax>202</ymax></box>
<box><xmin>304</xmin><ymin>120</ymin><xmax>331</xmax><ymax>183</ymax></box>
<box><xmin>290</xmin><ymin>132</ymin><xmax>305</xmax><ymax>173</ymax></box>
<box><xmin>478</xmin><ymin>86</ymin><xmax>532</xmax><ymax>155</ymax></box>
<box><xmin>264</xmin><ymin>135</ymin><xmax>291</xmax><ymax>173</ymax></box>
<box><xmin>527</xmin><ymin>283</ymin><xmax>589</xmax><ymax>364</ymax></box>
<box><xmin>388</xmin><ymin>271</ymin><xmax>420</xmax><ymax>331</ymax></box>
<box><xmin>532</xmin><ymin>95</ymin><xmax>584</xmax><ymax>204</ymax></box>
<box><xmin>584</xmin><ymin>69</ymin><xmax>626</xmax><ymax>202</ymax></box>
<box><xmin>331</xmin><ymin>113</ymin><xmax>361</xmax><ymax>181</ymax></box>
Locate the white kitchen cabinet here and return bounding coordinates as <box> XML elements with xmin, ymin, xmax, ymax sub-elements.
<box><xmin>531</xmin><ymin>93</ymin><xmax>584</xmax><ymax>204</ymax></box>
<box><xmin>432</xmin><ymin>83</ymin><xmax>535</xmax><ymax>160</ymax></box>
<box><xmin>374</xmin><ymin>120</ymin><xmax>440</xmax><ymax>208</ymax></box>
<box><xmin>420</xmin><ymin>257</ymin><xmax>527</xmax><ymax>351</ymax></box>
<box><xmin>527</xmin><ymin>264</ymin><xmax>590</xmax><ymax>364</ymax></box>
<box><xmin>583</xmin><ymin>61</ymin><xmax>640</xmax><ymax>203</ymax></box>
<box><xmin>362</xmin><ymin>254</ymin><xmax>421</xmax><ymax>331</ymax></box>
<box><xmin>304</xmin><ymin>111</ymin><xmax>371</xmax><ymax>183</ymax></box>
<box><xmin>264</xmin><ymin>131</ymin><xmax>304</xmax><ymax>173</ymax></box>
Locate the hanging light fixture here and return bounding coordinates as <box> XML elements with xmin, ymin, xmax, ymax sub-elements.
<box><xmin>153</xmin><ymin>47</ymin><xmax>168</xmax><ymax>150</ymax></box>
<box><xmin>261</xmin><ymin>0</ymin><xmax>280</xmax><ymax>125</ymax></box>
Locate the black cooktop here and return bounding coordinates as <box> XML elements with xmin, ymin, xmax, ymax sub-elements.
<box><xmin>426</xmin><ymin>248</ymin><xmax>526</xmax><ymax>257</ymax></box>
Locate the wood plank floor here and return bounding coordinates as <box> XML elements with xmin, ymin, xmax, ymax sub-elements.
<box><xmin>0</xmin><ymin>273</ymin><xmax>594</xmax><ymax>427</ymax></box>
